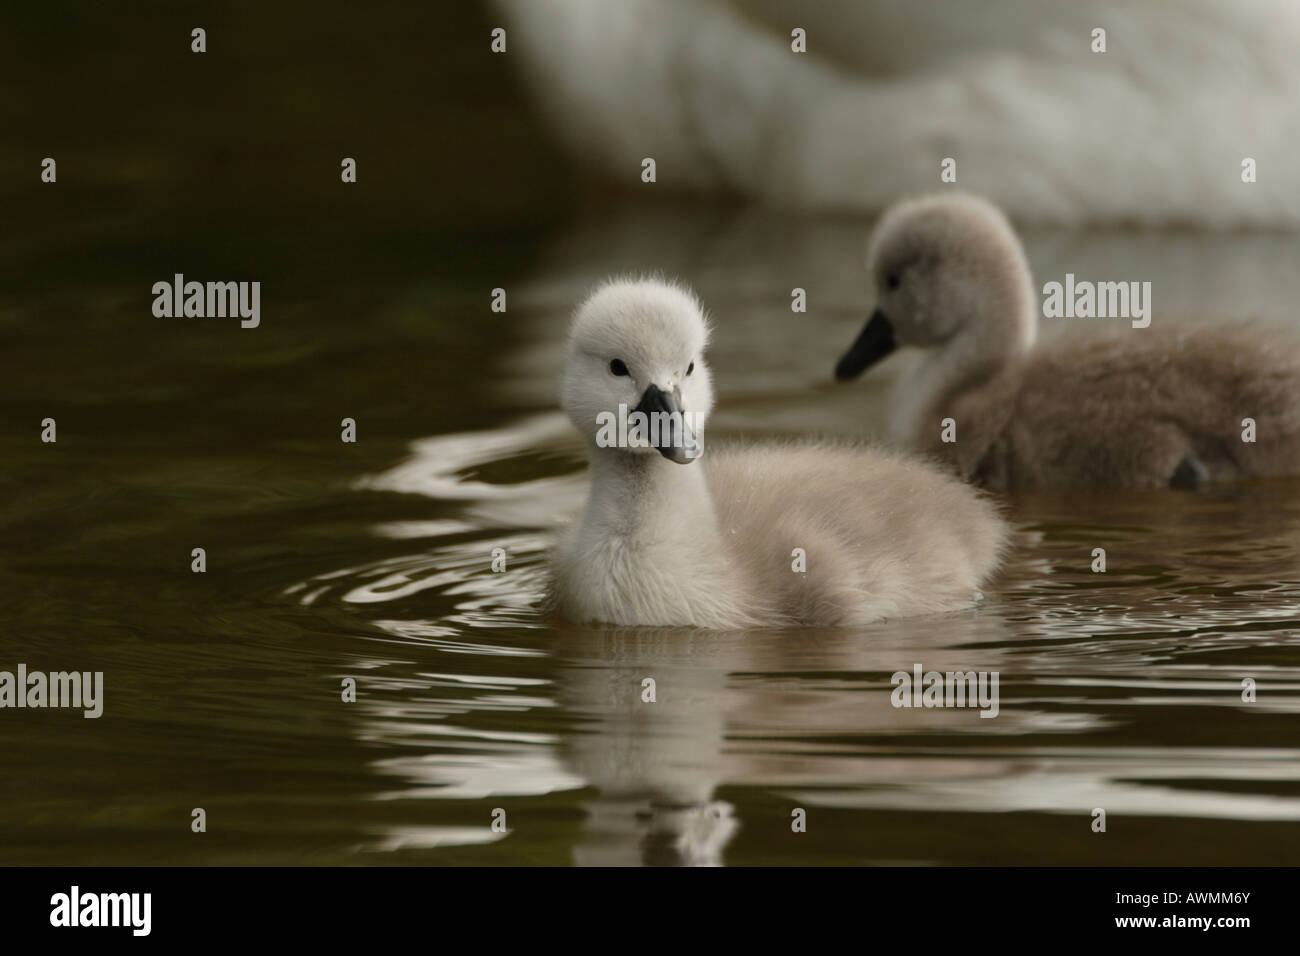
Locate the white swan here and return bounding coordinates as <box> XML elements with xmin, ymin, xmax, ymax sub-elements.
<box><xmin>492</xmin><ymin>0</ymin><xmax>1300</xmax><ymax>226</ymax></box>
<box><xmin>835</xmin><ymin>193</ymin><xmax>1300</xmax><ymax>490</ymax></box>
<box><xmin>550</xmin><ymin>278</ymin><xmax>1007</xmax><ymax>628</ymax></box>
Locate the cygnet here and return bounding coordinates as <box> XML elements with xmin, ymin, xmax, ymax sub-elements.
<box><xmin>835</xmin><ymin>193</ymin><xmax>1300</xmax><ymax>490</ymax></box>
<box><xmin>551</xmin><ymin>278</ymin><xmax>1007</xmax><ymax>628</ymax></box>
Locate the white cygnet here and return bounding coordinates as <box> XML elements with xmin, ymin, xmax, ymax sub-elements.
<box><xmin>551</xmin><ymin>278</ymin><xmax>1007</xmax><ymax>629</ymax></box>
<box><xmin>835</xmin><ymin>193</ymin><xmax>1300</xmax><ymax>490</ymax></box>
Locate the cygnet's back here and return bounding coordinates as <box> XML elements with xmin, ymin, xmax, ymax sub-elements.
<box><xmin>705</xmin><ymin>442</ymin><xmax>1006</xmax><ymax>624</ymax></box>
<box><xmin>945</xmin><ymin>324</ymin><xmax>1300</xmax><ymax>490</ymax></box>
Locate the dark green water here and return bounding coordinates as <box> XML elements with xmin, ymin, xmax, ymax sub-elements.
<box><xmin>4</xmin><ymin>199</ymin><xmax>1300</xmax><ymax>866</ymax></box>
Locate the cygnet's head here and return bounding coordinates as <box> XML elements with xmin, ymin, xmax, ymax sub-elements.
<box><xmin>835</xmin><ymin>193</ymin><xmax>1036</xmax><ymax>381</ymax></box>
<box><xmin>563</xmin><ymin>278</ymin><xmax>714</xmax><ymax>464</ymax></box>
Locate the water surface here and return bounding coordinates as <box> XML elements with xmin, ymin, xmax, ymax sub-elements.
<box><xmin>3</xmin><ymin>203</ymin><xmax>1299</xmax><ymax>866</ymax></box>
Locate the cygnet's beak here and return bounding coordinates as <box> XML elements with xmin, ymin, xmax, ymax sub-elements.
<box><xmin>634</xmin><ymin>384</ymin><xmax>701</xmax><ymax>464</ymax></box>
<box><xmin>835</xmin><ymin>308</ymin><xmax>897</xmax><ymax>380</ymax></box>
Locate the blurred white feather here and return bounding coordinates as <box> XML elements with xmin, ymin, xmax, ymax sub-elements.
<box><xmin>492</xmin><ymin>0</ymin><xmax>1300</xmax><ymax>225</ymax></box>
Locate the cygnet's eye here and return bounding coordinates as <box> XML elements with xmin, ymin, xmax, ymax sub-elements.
<box><xmin>886</xmin><ymin>273</ymin><xmax>901</xmax><ymax>291</ymax></box>
<box><xmin>609</xmin><ymin>359</ymin><xmax>630</xmax><ymax>377</ymax></box>
<box><xmin>686</xmin><ymin>361</ymin><xmax>695</xmax><ymax>376</ymax></box>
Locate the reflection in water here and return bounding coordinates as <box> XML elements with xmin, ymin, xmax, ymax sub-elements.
<box><xmin>275</xmin><ymin>207</ymin><xmax>1300</xmax><ymax>865</ymax></box>
<box><xmin>557</xmin><ymin>630</ymin><xmax>739</xmax><ymax>866</ymax></box>
<box><xmin>285</xmin><ymin>444</ymin><xmax>1300</xmax><ymax>863</ymax></box>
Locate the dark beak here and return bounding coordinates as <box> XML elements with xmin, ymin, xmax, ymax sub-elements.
<box><xmin>633</xmin><ymin>384</ymin><xmax>701</xmax><ymax>464</ymax></box>
<box><xmin>834</xmin><ymin>308</ymin><xmax>897</xmax><ymax>381</ymax></box>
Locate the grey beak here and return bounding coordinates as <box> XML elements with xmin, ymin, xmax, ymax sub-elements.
<box><xmin>633</xmin><ymin>384</ymin><xmax>700</xmax><ymax>464</ymax></box>
<box><xmin>835</xmin><ymin>308</ymin><xmax>897</xmax><ymax>381</ymax></box>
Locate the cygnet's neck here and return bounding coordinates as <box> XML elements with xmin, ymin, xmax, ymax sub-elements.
<box><xmin>892</xmin><ymin>293</ymin><xmax>1037</xmax><ymax>445</ymax></box>
<box><xmin>579</xmin><ymin>447</ymin><xmax>719</xmax><ymax>546</ymax></box>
